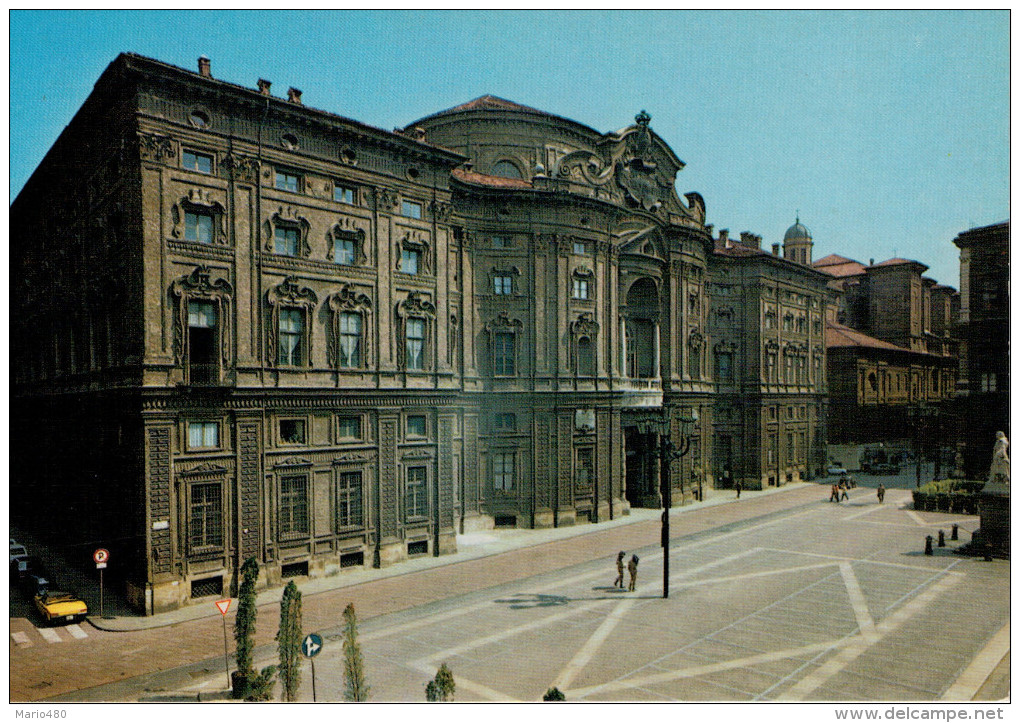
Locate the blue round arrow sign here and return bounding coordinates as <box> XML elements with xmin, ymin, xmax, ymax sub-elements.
<box><xmin>302</xmin><ymin>633</ymin><xmax>323</xmax><ymax>658</ymax></box>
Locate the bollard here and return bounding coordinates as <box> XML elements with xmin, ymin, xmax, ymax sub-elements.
<box><xmin>924</xmin><ymin>535</ymin><xmax>934</xmax><ymax>555</ymax></box>
<box><xmin>951</xmin><ymin>524</ymin><xmax>958</xmax><ymax>541</ymax></box>
<box><xmin>938</xmin><ymin>529</ymin><xmax>945</xmax><ymax>547</ymax></box>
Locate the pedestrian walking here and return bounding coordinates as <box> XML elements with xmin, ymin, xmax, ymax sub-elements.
<box><xmin>829</xmin><ymin>483</ymin><xmax>840</xmax><ymax>503</ymax></box>
<box><xmin>627</xmin><ymin>554</ymin><xmax>639</xmax><ymax>592</ymax></box>
<box><xmin>613</xmin><ymin>551</ymin><xmax>626</xmax><ymax>588</ymax></box>
<box><xmin>877</xmin><ymin>483</ymin><xmax>885</xmax><ymax>504</ymax></box>
<box><xmin>839</xmin><ymin>480</ymin><xmax>849</xmax><ymax>501</ymax></box>
<box><xmin>735</xmin><ymin>481</ymin><xmax>742</xmax><ymax>499</ymax></box>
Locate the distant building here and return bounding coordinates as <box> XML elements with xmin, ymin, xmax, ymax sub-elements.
<box><xmin>12</xmin><ymin>53</ymin><xmax>829</xmax><ymax>613</ymax></box>
<box><xmin>952</xmin><ymin>221</ymin><xmax>1010</xmax><ymax>478</ymax></box>
<box><xmin>814</xmin><ymin>250</ymin><xmax>958</xmax><ymax>452</ymax></box>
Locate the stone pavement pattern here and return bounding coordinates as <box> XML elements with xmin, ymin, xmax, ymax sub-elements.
<box><xmin>12</xmin><ymin>483</ymin><xmax>1008</xmax><ymax>702</ymax></box>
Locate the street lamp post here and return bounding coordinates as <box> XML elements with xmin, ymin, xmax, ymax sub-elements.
<box><xmin>659</xmin><ymin>410</ymin><xmax>697</xmax><ymax>600</ymax></box>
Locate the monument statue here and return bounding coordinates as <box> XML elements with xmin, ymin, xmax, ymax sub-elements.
<box><xmin>986</xmin><ymin>431</ymin><xmax>1010</xmax><ymax>491</ymax></box>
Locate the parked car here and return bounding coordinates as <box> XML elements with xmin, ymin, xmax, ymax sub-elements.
<box><xmin>872</xmin><ymin>462</ymin><xmax>901</xmax><ymax>475</ymax></box>
<box><xmin>34</xmin><ymin>590</ymin><xmax>88</xmax><ymax>625</ymax></box>
<box><xmin>827</xmin><ymin>464</ymin><xmax>848</xmax><ymax>476</ymax></box>
<box><xmin>10</xmin><ymin>540</ymin><xmax>29</xmax><ymax>576</ymax></box>
<box><xmin>19</xmin><ymin>557</ymin><xmax>52</xmax><ymax>596</ymax></box>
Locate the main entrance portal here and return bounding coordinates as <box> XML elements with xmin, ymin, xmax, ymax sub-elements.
<box><xmin>624</xmin><ymin>426</ymin><xmax>660</xmax><ymax>508</ymax></box>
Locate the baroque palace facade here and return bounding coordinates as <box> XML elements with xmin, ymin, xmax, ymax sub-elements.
<box><xmin>11</xmin><ymin>54</ymin><xmax>829</xmax><ymax>613</ymax></box>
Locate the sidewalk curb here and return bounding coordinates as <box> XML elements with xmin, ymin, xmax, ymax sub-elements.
<box><xmin>86</xmin><ymin>482</ymin><xmax>816</xmax><ymax>633</ymax></box>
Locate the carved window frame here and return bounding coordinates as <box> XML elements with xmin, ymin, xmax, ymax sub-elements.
<box><xmin>172</xmin><ymin>190</ymin><xmax>228</xmax><ymax>245</ymax></box>
<box><xmin>327</xmin><ymin>285</ymin><xmax>372</xmax><ymax>370</ymax></box>
<box><xmin>488</xmin><ymin>265</ymin><xmax>521</xmax><ymax>296</ymax></box>
<box><xmin>396</xmin><ymin>292</ymin><xmax>436</xmax><ymax>372</ymax></box>
<box><xmin>264</xmin><ymin>207</ymin><xmax>312</xmax><ymax>257</ymax></box>
<box><xmin>334</xmin><ymin>466</ymin><xmax>365</xmax><ymax>531</ymax></box>
<box><xmin>397</xmin><ymin>230</ymin><xmax>432</xmax><ymax>275</ymax></box>
<box><xmin>267</xmin><ymin>276</ymin><xmax>318</xmax><ymax>368</ymax></box>
<box><xmin>484</xmin><ymin>312</ymin><xmax>523</xmax><ymax>378</ymax></box>
<box><xmin>404</xmin><ymin>464</ymin><xmax>430</xmax><ymax>521</ymax></box>
<box><xmin>277</xmin><ymin>468</ymin><xmax>311</xmax><ymax>539</ymax></box>
<box><xmin>178</xmin><ymin>463</ymin><xmax>228</xmax><ymax>557</ymax></box>
<box><xmin>170</xmin><ymin>266</ymin><xmax>233</xmax><ymax>384</ymax></box>
<box><xmin>714</xmin><ymin>341</ymin><xmax>737</xmax><ymax>383</ymax></box>
<box><xmin>328</xmin><ymin>223</ymin><xmax>368</xmax><ymax>266</ymax></box>
<box><xmin>570</xmin><ymin>313</ymin><xmax>599</xmax><ymax>378</ymax></box>
<box><xmin>571</xmin><ymin>266</ymin><xmax>595</xmax><ymax>301</ymax></box>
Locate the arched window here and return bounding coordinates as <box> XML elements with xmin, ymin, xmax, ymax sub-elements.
<box><xmin>492</xmin><ymin>160</ymin><xmax>523</xmax><ymax>179</ymax></box>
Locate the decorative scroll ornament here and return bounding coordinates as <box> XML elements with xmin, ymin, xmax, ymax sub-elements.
<box><xmin>169</xmin><ymin>265</ymin><xmax>233</xmax><ymax>367</ymax></box>
<box><xmin>179</xmin><ymin>461</ymin><xmax>229</xmax><ymax>477</ymax></box>
<box><xmin>484</xmin><ymin>310</ymin><xmax>523</xmax><ymax>332</ymax></box>
<box><xmin>430</xmin><ymin>200</ymin><xmax>453</xmax><ymax>223</ymax></box>
<box><xmin>398</xmin><ymin>291</ymin><xmax>436</xmax><ymax>319</ymax></box>
<box><xmin>571</xmin><ymin>312</ymin><xmax>600</xmax><ymax>338</ymax></box>
<box><xmin>276</xmin><ymin>456</ymin><xmax>313</xmax><ymax>468</ymax></box>
<box><xmin>326</xmin><ymin>218</ymin><xmax>368</xmax><ymax>265</ymax></box>
<box><xmin>376</xmin><ymin>188</ymin><xmax>400</xmax><ymax>212</ymax></box>
<box><xmin>223</xmin><ymin>153</ymin><xmax>260</xmax><ymax>184</ymax></box>
<box><xmin>688</xmin><ymin>328</ymin><xmax>704</xmax><ymax>351</ymax></box>
<box><xmin>139</xmin><ymin>133</ymin><xmax>176</xmax><ymax>163</ymax></box>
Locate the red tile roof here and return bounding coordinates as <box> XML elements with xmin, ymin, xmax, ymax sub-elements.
<box><xmin>872</xmin><ymin>257</ymin><xmax>928</xmax><ymax>271</ymax></box>
<box><xmin>825</xmin><ymin>322</ymin><xmax>910</xmax><ymax>352</ymax></box>
<box><xmin>451</xmin><ymin>167</ymin><xmax>533</xmax><ymax>189</ymax></box>
<box><xmin>813</xmin><ymin>254</ymin><xmax>868</xmax><ymax>278</ymax></box>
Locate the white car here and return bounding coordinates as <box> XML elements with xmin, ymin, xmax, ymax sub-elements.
<box><xmin>10</xmin><ymin>540</ymin><xmax>29</xmax><ymax>574</ymax></box>
<box><xmin>827</xmin><ymin>464</ymin><xmax>848</xmax><ymax>476</ymax></box>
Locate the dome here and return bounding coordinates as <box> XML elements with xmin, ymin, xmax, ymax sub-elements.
<box><xmin>784</xmin><ymin>217</ymin><xmax>812</xmax><ymax>242</ymax></box>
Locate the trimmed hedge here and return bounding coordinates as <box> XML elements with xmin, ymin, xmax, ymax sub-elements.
<box><xmin>912</xmin><ymin>479</ymin><xmax>984</xmax><ymax>515</ymax></box>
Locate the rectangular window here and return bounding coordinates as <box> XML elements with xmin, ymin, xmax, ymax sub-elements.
<box><xmin>280</xmin><ymin>419</ymin><xmax>306</xmax><ymax>445</ymax></box>
<box><xmin>276</xmin><ymin>170</ymin><xmax>300</xmax><ymax>193</ymax></box>
<box><xmin>279</xmin><ymin>475</ymin><xmax>309</xmax><ymax>535</ymax></box>
<box><xmin>278</xmin><ymin>308</ymin><xmax>304</xmax><ymax>365</ymax></box>
<box><xmin>339</xmin><ymin>312</ymin><xmax>362</xmax><ymax>368</ymax></box>
<box><xmin>573</xmin><ymin>241</ymin><xmax>588</xmax><ymax>255</ymax></box>
<box><xmin>572</xmin><ymin>278</ymin><xmax>589</xmax><ymax>300</ymax></box>
<box><xmin>494</xmin><ymin>412</ymin><xmax>517</xmax><ymax>431</ymax></box>
<box><xmin>337</xmin><ymin>471</ymin><xmax>363</xmax><ymax>528</ymax></box>
<box><xmin>401</xmin><ymin>248</ymin><xmax>420</xmax><ymax>275</ymax></box>
<box><xmin>575</xmin><ymin>448</ymin><xmax>594</xmax><ymax>494</ymax></box>
<box><xmin>492</xmin><ymin>235</ymin><xmax>512</xmax><ymax>248</ymax></box>
<box><xmin>493</xmin><ymin>331</ymin><xmax>515</xmax><ymax>375</ymax></box>
<box><xmin>338</xmin><ymin>416</ymin><xmax>361</xmax><ymax>440</ymax></box>
<box><xmin>401</xmin><ymin>200</ymin><xmax>423</xmax><ymax>219</ymax></box>
<box><xmin>981</xmin><ymin>373</ymin><xmax>998</xmax><ymax>392</ymax></box>
<box><xmin>183</xmin><ymin>150</ymin><xmax>213</xmax><ymax>174</ymax></box>
<box><xmin>185</xmin><ymin>211</ymin><xmax>214</xmax><ymax>243</ymax></box>
<box><xmin>493</xmin><ymin>452</ymin><xmax>515</xmax><ymax>491</ymax></box>
<box><xmin>493</xmin><ymin>275</ymin><xmax>513</xmax><ymax>295</ymax></box>
<box><xmin>335</xmin><ymin>238</ymin><xmax>356</xmax><ymax>265</ymax></box>
<box><xmin>406</xmin><ymin>466</ymin><xmax>428</xmax><ymax>518</ymax></box>
<box><xmin>717</xmin><ymin>352</ymin><xmax>733</xmax><ymax>382</ymax></box>
<box><xmin>407</xmin><ymin>414</ymin><xmax>427</xmax><ymax>437</ymax></box>
<box><xmin>406</xmin><ymin>318</ymin><xmax>425</xmax><ymax>370</ymax></box>
<box><xmin>275</xmin><ymin>226</ymin><xmax>300</xmax><ymax>256</ymax></box>
<box><xmin>188</xmin><ymin>421</ymin><xmax>220</xmax><ymax>449</ymax></box>
<box><xmin>188</xmin><ymin>300</ymin><xmax>218</xmax><ymax>384</ymax></box>
<box><xmin>189</xmin><ymin>483</ymin><xmax>223</xmax><ymax>550</ymax></box>
<box><xmin>334</xmin><ymin>184</ymin><xmax>355</xmax><ymax>204</ymax></box>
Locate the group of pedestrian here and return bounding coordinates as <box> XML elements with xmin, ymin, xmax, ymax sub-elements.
<box><xmin>613</xmin><ymin>551</ymin><xmax>639</xmax><ymax>592</ymax></box>
<box><xmin>828</xmin><ymin>474</ymin><xmax>887</xmax><ymax>504</ymax></box>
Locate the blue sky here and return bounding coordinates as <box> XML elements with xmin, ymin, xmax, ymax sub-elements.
<box><xmin>9</xmin><ymin>10</ymin><xmax>1009</xmax><ymax>287</ymax></box>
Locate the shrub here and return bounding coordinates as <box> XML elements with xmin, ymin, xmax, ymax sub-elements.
<box><xmin>543</xmin><ymin>687</ymin><xmax>567</xmax><ymax>701</ymax></box>
<box><xmin>425</xmin><ymin>663</ymin><xmax>455</xmax><ymax>702</ymax></box>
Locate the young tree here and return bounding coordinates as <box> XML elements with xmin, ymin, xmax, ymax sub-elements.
<box><xmin>341</xmin><ymin>602</ymin><xmax>370</xmax><ymax>701</ymax></box>
<box><xmin>232</xmin><ymin>557</ymin><xmax>260</xmax><ymax>698</ymax></box>
<box><xmin>543</xmin><ymin>686</ymin><xmax>566</xmax><ymax>701</ymax></box>
<box><xmin>425</xmin><ymin>662</ymin><xmax>455</xmax><ymax>702</ymax></box>
<box><xmin>245</xmin><ymin>665</ymin><xmax>277</xmax><ymax>702</ymax></box>
<box><xmin>276</xmin><ymin>580</ymin><xmax>303</xmax><ymax>702</ymax></box>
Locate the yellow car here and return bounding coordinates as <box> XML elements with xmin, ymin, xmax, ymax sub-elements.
<box><xmin>35</xmin><ymin>591</ymin><xmax>88</xmax><ymax>625</ymax></box>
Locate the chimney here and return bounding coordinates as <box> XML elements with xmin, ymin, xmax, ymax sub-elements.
<box><xmin>258</xmin><ymin>79</ymin><xmax>272</xmax><ymax>96</ymax></box>
<box><xmin>287</xmin><ymin>87</ymin><xmax>303</xmax><ymax>105</ymax></box>
<box><xmin>740</xmin><ymin>232</ymin><xmax>761</xmax><ymax>249</ymax></box>
<box><xmin>869</xmin><ymin>258</ymin><xmax>874</xmax><ymax>266</ymax></box>
<box><xmin>198</xmin><ymin>56</ymin><xmax>211</xmax><ymax>78</ymax></box>
<box><xmin>772</xmin><ymin>243</ymin><xmax>780</xmax><ymax>256</ymax></box>
<box><xmin>718</xmin><ymin>229</ymin><xmax>729</xmax><ymax>244</ymax></box>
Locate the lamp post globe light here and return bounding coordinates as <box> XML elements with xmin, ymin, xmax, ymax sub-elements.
<box><xmin>659</xmin><ymin>409</ymin><xmax>698</xmax><ymax>599</ymax></box>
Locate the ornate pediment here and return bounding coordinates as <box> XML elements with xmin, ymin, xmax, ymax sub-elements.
<box><xmin>179</xmin><ymin>461</ymin><xmax>229</xmax><ymax>477</ymax></box>
<box><xmin>398</xmin><ymin>291</ymin><xmax>436</xmax><ymax>318</ymax></box>
<box><xmin>223</xmin><ymin>153</ymin><xmax>260</xmax><ymax>184</ymax></box>
<box><xmin>139</xmin><ymin>133</ymin><xmax>176</xmax><ymax>163</ymax></box>
<box><xmin>485</xmin><ymin>311</ymin><xmax>523</xmax><ymax>332</ymax></box>
<box><xmin>276</xmin><ymin>456</ymin><xmax>313</xmax><ymax>467</ymax></box>
<box><xmin>328</xmin><ymin>284</ymin><xmax>372</xmax><ymax>311</ymax></box>
<box><xmin>571</xmin><ymin>312</ymin><xmax>600</xmax><ymax>338</ymax></box>
<box><xmin>267</xmin><ymin>276</ymin><xmax>318</xmax><ymax>308</ymax></box>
